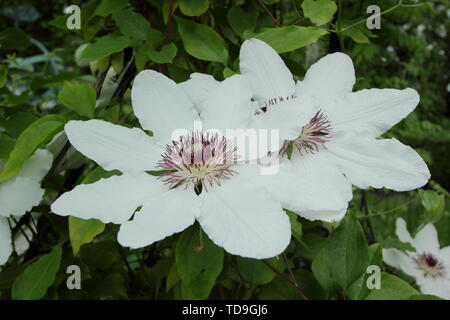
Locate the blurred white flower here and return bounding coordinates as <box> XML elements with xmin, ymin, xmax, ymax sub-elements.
<box><xmin>0</xmin><ymin>149</ymin><xmax>52</xmax><ymax>265</ymax></box>
<box><xmin>233</xmin><ymin>38</ymin><xmax>429</xmax><ymax>222</ymax></box>
<box><xmin>383</xmin><ymin>218</ymin><xmax>450</xmax><ymax>299</ymax></box>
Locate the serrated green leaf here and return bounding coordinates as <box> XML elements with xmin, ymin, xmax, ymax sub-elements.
<box><xmin>12</xmin><ymin>246</ymin><xmax>62</xmax><ymax>300</ymax></box>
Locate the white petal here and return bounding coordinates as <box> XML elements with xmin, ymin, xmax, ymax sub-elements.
<box><xmin>18</xmin><ymin>149</ymin><xmax>53</xmax><ymax>182</ymax></box>
<box><xmin>178</xmin><ymin>73</ymin><xmax>220</xmax><ymax>112</ymax></box>
<box><xmin>395</xmin><ymin>218</ymin><xmax>414</xmax><ymax>244</ymax></box>
<box><xmin>51</xmin><ymin>174</ymin><xmax>163</xmax><ymax>224</ymax></box>
<box><xmin>325</xmin><ymin>135</ymin><xmax>430</xmax><ymax>191</ymax></box>
<box><xmin>0</xmin><ymin>217</ymin><xmax>12</xmax><ymax>265</ymax></box>
<box><xmin>0</xmin><ymin>177</ymin><xmax>44</xmax><ymax>217</ymax></box>
<box><xmin>200</xmin><ymin>75</ymin><xmax>254</xmax><ymax>132</ymax></box>
<box><xmin>329</xmin><ymin>88</ymin><xmax>420</xmax><ymax>138</ymax></box>
<box><xmin>412</xmin><ymin>223</ymin><xmax>440</xmax><ymax>253</ymax></box>
<box><xmin>198</xmin><ymin>176</ymin><xmax>291</xmax><ymax>259</ymax></box>
<box><xmin>382</xmin><ymin>248</ymin><xmax>419</xmax><ymax>278</ymax></box>
<box><xmin>248</xmin><ymin>96</ymin><xmax>318</xmax><ymax>154</ymax></box>
<box><xmin>239</xmin><ymin>38</ymin><xmax>295</xmax><ymax>105</ymax></box>
<box><xmin>117</xmin><ymin>187</ymin><xmax>200</xmax><ymax>249</ymax></box>
<box><xmin>65</xmin><ymin>120</ymin><xmax>163</xmax><ymax>174</ymax></box>
<box><xmin>131</xmin><ymin>70</ymin><xmax>199</xmax><ymax>143</ymax></box>
<box><xmin>296</xmin><ymin>52</ymin><xmax>355</xmax><ymax>105</ymax></box>
<box><xmin>439</xmin><ymin>246</ymin><xmax>450</xmax><ymax>267</ymax></box>
<box><xmin>244</xmin><ymin>153</ymin><xmax>352</xmax><ymax>222</ymax></box>
<box><xmin>418</xmin><ymin>279</ymin><xmax>450</xmax><ymax>300</ymax></box>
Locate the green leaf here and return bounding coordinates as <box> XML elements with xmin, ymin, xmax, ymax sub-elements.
<box><xmin>347</xmin><ymin>243</ymin><xmax>383</xmax><ymax>300</ymax></box>
<box><xmin>112</xmin><ymin>10</ymin><xmax>151</xmax><ymax>41</ymax></box>
<box><xmin>0</xmin><ymin>64</ymin><xmax>7</xmax><ymax>88</ymax></box>
<box><xmin>94</xmin><ymin>0</ymin><xmax>129</xmax><ymax>17</ymax></box>
<box><xmin>236</xmin><ymin>257</ymin><xmax>275</xmax><ymax>285</ymax></box>
<box><xmin>380</xmin><ymin>236</ymin><xmax>416</xmax><ymax>252</ymax></box>
<box><xmin>407</xmin><ymin>294</ymin><xmax>444</xmax><ymax>300</ymax></box>
<box><xmin>180</xmin><ymin>0</ymin><xmax>209</xmax><ymax>17</ymax></box>
<box><xmin>58</xmin><ymin>82</ymin><xmax>96</xmax><ymax>118</ymax></box>
<box><xmin>0</xmin><ymin>137</ymin><xmax>15</xmax><ymax>160</ymax></box>
<box><xmin>365</xmin><ymin>272</ymin><xmax>419</xmax><ymax>300</ymax></box>
<box><xmin>12</xmin><ymin>246</ymin><xmax>63</xmax><ymax>300</ymax></box>
<box><xmin>302</xmin><ymin>0</ymin><xmax>337</xmax><ymax>26</ymax></box>
<box><xmin>80</xmin><ymin>35</ymin><xmax>133</xmax><ymax>61</ymax></box>
<box><xmin>286</xmin><ymin>210</ymin><xmax>302</xmax><ymax>242</ymax></box>
<box><xmin>0</xmin><ymin>28</ymin><xmax>30</xmax><ymax>51</ymax></box>
<box><xmin>419</xmin><ymin>189</ymin><xmax>445</xmax><ymax>223</ymax></box>
<box><xmin>69</xmin><ymin>217</ymin><xmax>105</xmax><ymax>256</ymax></box>
<box><xmin>258</xmin><ymin>276</ymin><xmax>298</xmax><ymax>300</ymax></box>
<box><xmin>148</xmin><ymin>43</ymin><xmax>177</xmax><ymax>64</ymax></box>
<box><xmin>345</xmin><ymin>28</ymin><xmax>370</xmax><ymax>44</ymax></box>
<box><xmin>312</xmin><ymin>214</ymin><xmax>369</xmax><ymax>292</ymax></box>
<box><xmin>0</xmin><ymin>115</ymin><xmax>69</xmax><ymax>183</ymax></box>
<box><xmin>175</xmin><ymin>225</ymin><xmax>224</xmax><ymax>299</ymax></box>
<box><xmin>255</xmin><ymin>26</ymin><xmax>328</xmax><ymax>53</ymax></box>
<box><xmin>227</xmin><ymin>6</ymin><xmax>258</xmax><ymax>39</ymax></box>
<box><xmin>175</xmin><ymin>17</ymin><xmax>228</xmax><ymax>64</ymax></box>
<box><xmin>0</xmin><ymin>111</ymin><xmax>38</xmax><ymax>137</ymax></box>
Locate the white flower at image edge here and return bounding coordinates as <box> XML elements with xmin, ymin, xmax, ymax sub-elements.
<box><xmin>49</xmin><ymin>71</ymin><xmax>313</xmax><ymax>259</ymax></box>
<box><xmin>383</xmin><ymin>218</ymin><xmax>450</xmax><ymax>299</ymax></box>
<box><xmin>230</xmin><ymin>38</ymin><xmax>429</xmax><ymax>222</ymax></box>
<box><xmin>0</xmin><ymin>149</ymin><xmax>53</xmax><ymax>265</ymax></box>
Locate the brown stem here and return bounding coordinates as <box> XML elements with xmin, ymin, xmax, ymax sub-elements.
<box><xmin>262</xmin><ymin>259</ymin><xmax>308</xmax><ymax>300</ymax></box>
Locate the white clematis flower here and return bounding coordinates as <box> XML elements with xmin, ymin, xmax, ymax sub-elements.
<box><xmin>235</xmin><ymin>38</ymin><xmax>430</xmax><ymax>222</ymax></box>
<box><xmin>383</xmin><ymin>218</ymin><xmax>450</xmax><ymax>300</ymax></box>
<box><xmin>0</xmin><ymin>149</ymin><xmax>53</xmax><ymax>265</ymax></box>
<box><xmin>50</xmin><ymin>71</ymin><xmax>306</xmax><ymax>259</ymax></box>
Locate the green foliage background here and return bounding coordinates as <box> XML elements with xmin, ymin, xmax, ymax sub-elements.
<box><xmin>0</xmin><ymin>0</ymin><xmax>449</xmax><ymax>300</ymax></box>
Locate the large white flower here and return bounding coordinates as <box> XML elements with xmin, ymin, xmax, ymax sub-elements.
<box><xmin>49</xmin><ymin>71</ymin><xmax>313</xmax><ymax>259</ymax></box>
<box><xmin>233</xmin><ymin>38</ymin><xmax>430</xmax><ymax>222</ymax></box>
<box><xmin>383</xmin><ymin>218</ymin><xmax>450</xmax><ymax>299</ymax></box>
<box><xmin>0</xmin><ymin>149</ymin><xmax>53</xmax><ymax>265</ymax></box>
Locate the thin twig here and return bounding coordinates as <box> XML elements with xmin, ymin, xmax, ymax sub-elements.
<box><xmin>256</xmin><ymin>0</ymin><xmax>281</xmax><ymax>27</ymax></box>
<box><xmin>359</xmin><ymin>198</ymin><xmax>417</xmax><ymax>220</ymax></box>
<box><xmin>340</xmin><ymin>1</ymin><xmax>425</xmax><ymax>33</ymax></box>
<box><xmin>282</xmin><ymin>253</ymin><xmax>308</xmax><ymax>300</ymax></box>
<box><xmin>262</xmin><ymin>260</ymin><xmax>308</xmax><ymax>300</ymax></box>
<box><xmin>165</xmin><ymin>0</ymin><xmax>175</xmax><ymax>44</ymax></box>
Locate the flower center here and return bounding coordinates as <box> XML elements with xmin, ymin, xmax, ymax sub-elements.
<box><xmin>413</xmin><ymin>252</ymin><xmax>446</xmax><ymax>278</ymax></box>
<box><xmin>281</xmin><ymin>110</ymin><xmax>332</xmax><ymax>156</ymax></box>
<box><xmin>157</xmin><ymin>131</ymin><xmax>238</xmax><ymax>194</ymax></box>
